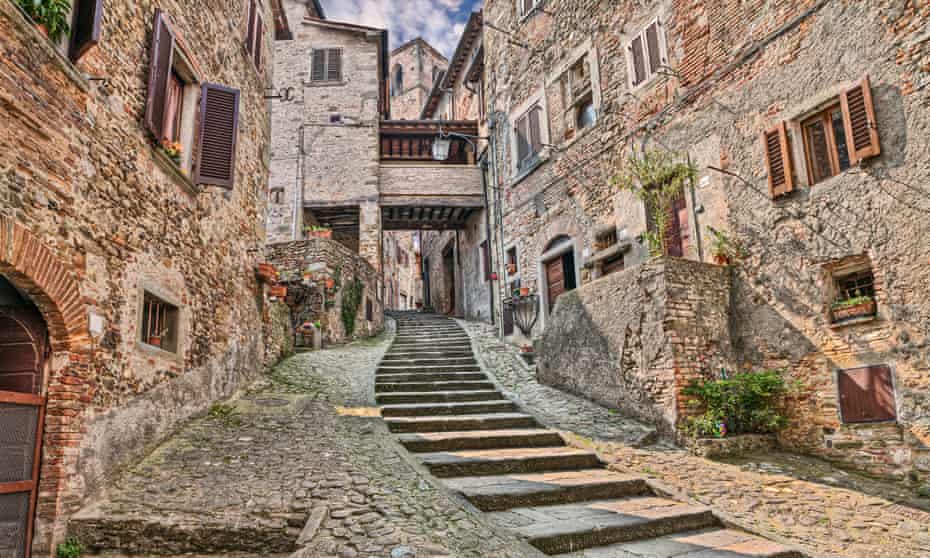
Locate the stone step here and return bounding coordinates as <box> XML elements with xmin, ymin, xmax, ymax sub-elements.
<box><xmin>487</xmin><ymin>497</ymin><xmax>717</xmax><ymax>555</ymax></box>
<box><xmin>392</xmin><ymin>336</ymin><xmax>471</xmax><ymax>345</ymax></box>
<box><xmin>376</xmin><ymin>390</ymin><xmax>505</xmax><ymax>405</ymax></box>
<box><xmin>554</xmin><ymin>528</ymin><xmax>805</xmax><ymax>558</ymax></box>
<box><xmin>379</xmin><ymin>357</ymin><xmax>478</xmax><ymax>367</ymax></box>
<box><xmin>383</xmin><ymin>350</ymin><xmax>475</xmax><ymax>360</ymax></box>
<box><xmin>417</xmin><ymin>446</ymin><xmax>601</xmax><ymax>478</ymax></box>
<box><xmin>396</xmin><ymin>428</ymin><xmax>564</xmax><ymax>453</ymax></box>
<box><xmin>375</xmin><ymin>380</ymin><xmax>496</xmax><ymax>393</ymax></box>
<box><xmin>380</xmin><ymin>400</ymin><xmax>517</xmax><ymax>417</ymax></box>
<box><xmin>443</xmin><ymin>469</ymin><xmax>649</xmax><ymax>512</ymax></box>
<box><xmin>393</xmin><ymin>327</ymin><xmax>463</xmax><ymax>333</ymax></box>
<box><xmin>385</xmin><ymin>412</ymin><xmax>537</xmax><ymax>433</ymax></box>
<box><xmin>378</xmin><ymin>364</ymin><xmax>482</xmax><ymax>374</ymax></box>
<box><xmin>375</xmin><ymin>371</ymin><xmax>487</xmax><ymax>383</ymax></box>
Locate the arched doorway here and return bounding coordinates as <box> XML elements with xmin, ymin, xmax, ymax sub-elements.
<box><xmin>0</xmin><ymin>276</ymin><xmax>48</xmax><ymax>558</ymax></box>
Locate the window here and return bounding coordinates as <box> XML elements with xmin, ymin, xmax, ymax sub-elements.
<box><xmin>518</xmin><ymin>0</ymin><xmax>541</xmax><ymax>18</ymax></box>
<box><xmin>560</xmin><ymin>54</ymin><xmax>596</xmax><ymax>140</ymax></box>
<box><xmin>626</xmin><ymin>19</ymin><xmax>668</xmax><ymax>89</ymax></box>
<box><xmin>311</xmin><ymin>49</ymin><xmax>343</xmax><ymax>83</ymax></box>
<box><xmin>392</xmin><ymin>64</ymin><xmax>403</xmax><ymax>96</ymax></box>
<box><xmin>141</xmin><ymin>292</ymin><xmax>179</xmax><ymax>353</ymax></box>
<box><xmin>506</xmin><ymin>247</ymin><xmax>518</xmax><ymax>276</ymax></box>
<box><xmin>270</xmin><ymin>188</ymin><xmax>284</xmax><ymax>204</ymax></box>
<box><xmin>244</xmin><ymin>0</ymin><xmax>264</xmax><ymax>73</ymax></box>
<box><xmin>802</xmin><ymin>106</ymin><xmax>851</xmax><ymax>185</ymax></box>
<box><xmin>515</xmin><ymin>104</ymin><xmax>545</xmax><ymax>173</ymax></box>
<box><xmin>838</xmin><ymin>365</ymin><xmax>896</xmax><ymax>424</ymax></box>
<box><xmin>69</xmin><ymin>0</ymin><xmax>103</xmax><ymax>62</ymax></box>
<box><xmin>830</xmin><ymin>263</ymin><xmax>877</xmax><ymax>324</ymax></box>
<box><xmin>365</xmin><ymin>298</ymin><xmax>374</xmax><ymax>322</ymax></box>
<box><xmin>145</xmin><ymin>10</ymin><xmax>241</xmax><ymax>188</ymax></box>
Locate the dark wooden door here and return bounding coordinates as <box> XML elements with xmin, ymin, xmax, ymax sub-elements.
<box><xmin>0</xmin><ymin>306</ymin><xmax>47</xmax><ymax>558</ymax></box>
<box><xmin>666</xmin><ymin>193</ymin><xmax>688</xmax><ymax>258</ymax></box>
<box><xmin>546</xmin><ymin>257</ymin><xmax>565</xmax><ymax>312</ymax></box>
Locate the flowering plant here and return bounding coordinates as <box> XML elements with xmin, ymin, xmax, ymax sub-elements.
<box><xmin>161</xmin><ymin>140</ymin><xmax>183</xmax><ymax>164</ymax></box>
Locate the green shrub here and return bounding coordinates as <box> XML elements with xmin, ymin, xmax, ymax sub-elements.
<box><xmin>17</xmin><ymin>0</ymin><xmax>71</xmax><ymax>43</ymax></box>
<box><xmin>683</xmin><ymin>369</ymin><xmax>791</xmax><ymax>437</ymax></box>
<box><xmin>56</xmin><ymin>537</ymin><xmax>84</xmax><ymax>558</ymax></box>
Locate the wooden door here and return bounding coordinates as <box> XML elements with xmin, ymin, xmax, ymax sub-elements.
<box><xmin>0</xmin><ymin>306</ymin><xmax>47</xmax><ymax>558</ymax></box>
<box><xmin>546</xmin><ymin>257</ymin><xmax>565</xmax><ymax>312</ymax></box>
<box><xmin>665</xmin><ymin>193</ymin><xmax>688</xmax><ymax>258</ymax></box>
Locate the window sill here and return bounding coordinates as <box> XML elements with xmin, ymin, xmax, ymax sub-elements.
<box><xmin>5</xmin><ymin>1</ymin><xmax>89</xmax><ymax>93</ymax></box>
<box><xmin>305</xmin><ymin>80</ymin><xmax>347</xmax><ymax>88</ymax></box>
<box><xmin>560</xmin><ymin>120</ymin><xmax>598</xmax><ymax>150</ymax></box>
<box><xmin>135</xmin><ymin>340</ymin><xmax>182</xmax><ymax>362</ymax></box>
<box><xmin>152</xmin><ymin>146</ymin><xmax>199</xmax><ymax>196</ymax></box>
<box><xmin>840</xmin><ymin>419</ymin><xmax>898</xmax><ymax>429</ymax></box>
<box><xmin>510</xmin><ymin>152</ymin><xmax>550</xmax><ymax>187</ymax></box>
<box><xmin>829</xmin><ymin>315</ymin><xmax>878</xmax><ymax>329</ymax></box>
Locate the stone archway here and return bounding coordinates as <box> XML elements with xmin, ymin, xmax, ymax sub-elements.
<box><xmin>0</xmin><ymin>216</ymin><xmax>91</xmax><ymax>555</ymax></box>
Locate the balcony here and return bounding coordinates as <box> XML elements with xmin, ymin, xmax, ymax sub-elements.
<box><xmin>379</xmin><ymin>120</ymin><xmax>478</xmax><ymax>165</ymax></box>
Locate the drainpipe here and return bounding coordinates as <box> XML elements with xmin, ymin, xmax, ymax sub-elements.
<box><xmin>480</xmin><ymin>156</ymin><xmax>495</xmax><ymax>325</ymax></box>
<box><xmin>293</xmin><ymin>124</ymin><xmax>306</xmax><ymax>241</ymax></box>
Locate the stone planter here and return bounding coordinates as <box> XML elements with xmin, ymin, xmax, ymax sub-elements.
<box><xmin>255</xmin><ymin>263</ymin><xmax>277</xmax><ymax>283</ymax></box>
<box><xmin>307</xmin><ymin>229</ymin><xmax>333</xmax><ymax>240</ymax></box>
<box><xmin>269</xmin><ymin>285</ymin><xmax>287</xmax><ymax>299</ymax></box>
<box><xmin>689</xmin><ymin>434</ymin><xmax>777</xmax><ymax>459</ymax></box>
<box><xmin>831</xmin><ymin>300</ymin><xmax>876</xmax><ymax>322</ymax></box>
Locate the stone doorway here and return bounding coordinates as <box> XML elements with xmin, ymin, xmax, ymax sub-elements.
<box><xmin>0</xmin><ymin>277</ymin><xmax>49</xmax><ymax>558</ymax></box>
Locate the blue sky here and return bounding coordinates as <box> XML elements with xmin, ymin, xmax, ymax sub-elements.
<box><xmin>320</xmin><ymin>0</ymin><xmax>482</xmax><ymax>58</ymax></box>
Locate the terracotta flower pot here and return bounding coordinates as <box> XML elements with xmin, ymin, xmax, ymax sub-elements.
<box><xmin>832</xmin><ymin>300</ymin><xmax>876</xmax><ymax>322</ymax></box>
<box><xmin>325</xmin><ymin>278</ymin><xmax>335</xmax><ymax>289</ymax></box>
<box><xmin>507</xmin><ymin>264</ymin><xmax>517</xmax><ymax>274</ymax></box>
<box><xmin>269</xmin><ymin>285</ymin><xmax>287</xmax><ymax>298</ymax></box>
<box><xmin>256</xmin><ymin>263</ymin><xmax>276</xmax><ymax>282</ymax></box>
<box><xmin>713</xmin><ymin>253</ymin><xmax>730</xmax><ymax>266</ymax></box>
<box><xmin>148</xmin><ymin>336</ymin><xmax>162</xmax><ymax>347</ymax></box>
<box><xmin>309</xmin><ymin>230</ymin><xmax>333</xmax><ymax>240</ymax></box>
<box><xmin>519</xmin><ymin>287</ymin><xmax>530</xmax><ymax>297</ymax></box>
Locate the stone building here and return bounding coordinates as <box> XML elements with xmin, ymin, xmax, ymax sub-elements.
<box><xmin>390</xmin><ymin>38</ymin><xmax>448</xmax><ymax>120</ymax></box>
<box><xmin>417</xmin><ymin>12</ymin><xmax>494</xmax><ymax>322</ymax></box>
<box><xmin>483</xmin><ymin>0</ymin><xmax>930</xmax><ymax>486</ymax></box>
<box><xmin>0</xmin><ymin>0</ymin><xmax>286</xmax><ymax>553</ymax></box>
<box><xmin>383</xmin><ymin>231</ymin><xmax>421</xmax><ymax>311</ymax></box>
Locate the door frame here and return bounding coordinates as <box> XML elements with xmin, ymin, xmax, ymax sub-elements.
<box><xmin>0</xmin><ymin>391</ymin><xmax>46</xmax><ymax>558</ymax></box>
<box><xmin>537</xmin><ymin>237</ymin><xmax>581</xmax><ymax>329</ymax></box>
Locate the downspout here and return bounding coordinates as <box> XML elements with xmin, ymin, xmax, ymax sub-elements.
<box><xmin>293</xmin><ymin>124</ymin><xmax>305</xmax><ymax>241</ymax></box>
<box><xmin>480</xmin><ymin>155</ymin><xmax>495</xmax><ymax>325</ymax></box>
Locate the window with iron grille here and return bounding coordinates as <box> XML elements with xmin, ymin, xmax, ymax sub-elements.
<box><xmin>830</xmin><ymin>265</ymin><xmax>877</xmax><ymax>324</ymax></box>
<box><xmin>141</xmin><ymin>292</ymin><xmax>179</xmax><ymax>353</ymax></box>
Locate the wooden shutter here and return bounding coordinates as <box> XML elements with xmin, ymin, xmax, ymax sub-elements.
<box><xmin>630</xmin><ymin>35</ymin><xmax>646</xmax><ymax>86</ymax></box>
<box><xmin>838</xmin><ymin>365</ymin><xmax>896</xmax><ymax>423</ymax></box>
<box><xmin>762</xmin><ymin>121</ymin><xmax>794</xmax><ymax>198</ymax></box>
<box><xmin>327</xmin><ymin>49</ymin><xmax>342</xmax><ymax>81</ymax></box>
<box><xmin>69</xmin><ymin>0</ymin><xmax>104</xmax><ymax>61</ymax></box>
<box><xmin>516</xmin><ymin>115</ymin><xmax>530</xmax><ymax>165</ymax></box>
<box><xmin>645</xmin><ymin>21</ymin><xmax>662</xmax><ymax>74</ymax></box>
<box><xmin>253</xmin><ymin>13</ymin><xmax>264</xmax><ymax>71</ymax></box>
<box><xmin>311</xmin><ymin>50</ymin><xmax>326</xmax><ymax>81</ymax></box>
<box><xmin>840</xmin><ymin>75</ymin><xmax>881</xmax><ymax>164</ymax></box>
<box><xmin>546</xmin><ymin>257</ymin><xmax>565</xmax><ymax>312</ymax></box>
<box><xmin>528</xmin><ymin>106</ymin><xmax>542</xmax><ymax>154</ymax></box>
<box><xmin>245</xmin><ymin>0</ymin><xmax>257</xmax><ymax>56</ymax></box>
<box><xmin>144</xmin><ymin>10</ymin><xmax>175</xmax><ymax>140</ymax></box>
<box><xmin>195</xmin><ymin>84</ymin><xmax>240</xmax><ymax>189</ymax></box>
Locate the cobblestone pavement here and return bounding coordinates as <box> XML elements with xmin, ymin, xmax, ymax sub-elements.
<box><xmin>72</xmin><ymin>322</ymin><xmax>535</xmax><ymax>558</ymax></box>
<box><xmin>456</xmin><ymin>320</ymin><xmax>656</xmax><ymax>446</ymax></box>
<box><xmin>460</xmin><ymin>322</ymin><xmax>930</xmax><ymax>558</ymax></box>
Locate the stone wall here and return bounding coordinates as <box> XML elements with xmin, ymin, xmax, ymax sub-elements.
<box><xmin>486</xmin><ymin>0</ymin><xmax>930</xmax><ymax>484</ymax></box>
<box><xmin>383</xmin><ymin>231</ymin><xmax>421</xmax><ymax>310</ymax></box>
<box><xmin>263</xmin><ymin>300</ymin><xmax>295</xmax><ymax>367</ymax></box>
<box><xmin>266</xmin><ymin>238</ymin><xmax>383</xmax><ymax>343</ymax></box>
<box><xmin>0</xmin><ymin>0</ymin><xmax>276</xmax><ymax>550</ymax></box>
<box><xmin>379</xmin><ymin>164</ymin><xmax>484</xmax><ymax>204</ymax></box>
<box><xmin>390</xmin><ymin>38</ymin><xmax>447</xmax><ymax>120</ymax></box>
<box><xmin>537</xmin><ymin>258</ymin><xmax>734</xmax><ymax>437</ymax></box>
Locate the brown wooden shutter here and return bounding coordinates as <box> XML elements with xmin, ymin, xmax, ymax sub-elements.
<box><xmin>528</xmin><ymin>106</ymin><xmax>542</xmax><ymax>154</ymax></box>
<box><xmin>195</xmin><ymin>84</ymin><xmax>240</xmax><ymax>189</ymax></box>
<box><xmin>245</xmin><ymin>0</ymin><xmax>256</xmax><ymax>56</ymax></box>
<box><xmin>311</xmin><ymin>50</ymin><xmax>326</xmax><ymax>81</ymax></box>
<box><xmin>69</xmin><ymin>0</ymin><xmax>104</xmax><ymax>62</ymax></box>
<box><xmin>645</xmin><ymin>21</ymin><xmax>662</xmax><ymax>74</ymax></box>
<box><xmin>630</xmin><ymin>35</ymin><xmax>646</xmax><ymax>86</ymax></box>
<box><xmin>840</xmin><ymin>75</ymin><xmax>881</xmax><ymax>164</ymax></box>
<box><xmin>144</xmin><ymin>10</ymin><xmax>175</xmax><ymax>140</ymax></box>
<box><xmin>546</xmin><ymin>257</ymin><xmax>565</xmax><ymax>312</ymax></box>
<box><xmin>253</xmin><ymin>14</ymin><xmax>264</xmax><ymax>71</ymax></box>
<box><xmin>516</xmin><ymin>115</ymin><xmax>530</xmax><ymax>165</ymax></box>
<box><xmin>762</xmin><ymin>121</ymin><xmax>794</xmax><ymax>198</ymax></box>
<box><xmin>327</xmin><ymin>49</ymin><xmax>342</xmax><ymax>81</ymax></box>
<box><xmin>838</xmin><ymin>365</ymin><xmax>896</xmax><ymax>423</ymax></box>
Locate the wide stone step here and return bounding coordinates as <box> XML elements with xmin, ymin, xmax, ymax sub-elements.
<box><xmin>487</xmin><ymin>497</ymin><xmax>717</xmax><ymax>555</ymax></box>
<box><xmin>396</xmin><ymin>428</ymin><xmax>564</xmax><ymax>453</ymax></box>
<box><xmin>392</xmin><ymin>336</ymin><xmax>471</xmax><ymax>345</ymax></box>
<box><xmin>554</xmin><ymin>528</ymin><xmax>805</xmax><ymax>558</ymax></box>
<box><xmin>379</xmin><ymin>357</ymin><xmax>478</xmax><ymax>367</ymax></box>
<box><xmin>385</xmin><ymin>412</ymin><xmax>537</xmax><ymax>433</ymax></box>
<box><xmin>378</xmin><ymin>364</ymin><xmax>482</xmax><ymax>374</ymax></box>
<box><xmin>375</xmin><ymin>380</ymin><xmax>495</xmax><ymax>393</ymax></box>
<box><xmin>380</xmin><ymin>400</ymin><xmax>516</xmax><ymax>417</ymax></box>
<box><xmin>417</xmin><ymin>446</ymin><xmax>601</xmax><ymax>478</ymax></box>
<box><xmin>383</xmin><ymin>350</ymin><xmax>475</xmax><ymax>360</ymax></box>
<box><xmin>443</xmin><ymin>469</ymin><xmax>649</xmax><ymax>512</ymax></box>
<box><xmin>376</xmin><ymin>390</ymin><xmax>505</xmax><ymax>405</ymax></box>
<box><xmin>375</xmin><ymin>371</ymin><xmax>487</xmax><ymax>383</ymax></box>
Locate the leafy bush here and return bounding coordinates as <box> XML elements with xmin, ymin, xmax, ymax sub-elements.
<box><xmin>341</xmin><ymin>277</ymin><xmax>364</xmax><ymax>337</ymax></box>
<box><xmin>683</xmin><ymin>369</ymin><xmax>791</xmax><ymax>437</ymax></box>
<box><xmin>17</xmin><ymin>0</ymin><xmax>72</xmax><ymax>43</ymax></box>
<box><xmin>56</xmin><ymin>537</ymin><xmax>84</xmax><ymax>558</ymax></box>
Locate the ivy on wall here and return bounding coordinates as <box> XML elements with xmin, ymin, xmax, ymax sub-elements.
<box><xmin>341</xmin><ymin>274</ymin><xmax>364</xmax><ymax>337</ymax></box>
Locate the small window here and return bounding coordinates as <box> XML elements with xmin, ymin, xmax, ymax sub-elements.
<box><xmin>802</xmin><ymin>106</ymin><xmax>851</xmax><ymax>185</ymax></box>
<box><xmin>831</xmin><ymin>266</ymin><xmax>876</xmax><ymax>323</ymax></box>
<box><xmin>311</xmin><ymin>49</ymin><xmax>343</xmax><ymax>82</ymax></box>
<box><xmin>561</xmin><ymin>55</ymin><xmax>596</xmax><ymax>140</ymax></box>
<box><xmin>244</xmin><ymin>0</ymin><xmax>264</xmax><ymax>73</ymax></box>
<box><xmin>626</xmin><ymin>19</ymin><xmax>667</xmax><ymax>89</ymax></box>
<box><xmin>518</xmin><ymin>0</ymin><xmax>541</xmax><ymax>18</ymax></box>
<box><xmin>506</xmin><ymin>247</ymin><xmax>518</xmax><ymax>276</ymax></box>
<box><xmin>270</xmin><ymin>188</ymin><xmax>284</xmax><ymax>204</ymax></box>
<box><xmin>141</xmin><ymin>292</ymin><xmax>179</xmax><ymax>353</ymax></box>
<box><xmin>392</xmin><ymin>64</ymin><xmax>403</xmax><ymax>96</ymax></box>
<box><xmin>515</xmin><ymin>104</ymin><xmax>545</xmax><ymax>173</ymax></box>
<box><xmin>70</xmin><ymin>0</ymin><xmax>103</xmax><ymax>62</ymax></box>
<box><xmin>838</xmin><ymin>365</ymin><xmax>896</xmax><ymax>424</ymax></box>
<box><xmin>365</xmin><ymin>298</ymin><xmax>374</xmax><ymax>322</ymax></box>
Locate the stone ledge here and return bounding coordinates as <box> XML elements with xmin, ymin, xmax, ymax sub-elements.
<box><xmin>689</xmin><ymin>434</ymin><xmax>777</xmax><ymax>459</ymax></box>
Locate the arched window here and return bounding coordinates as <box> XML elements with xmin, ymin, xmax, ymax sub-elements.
<box><xmin>392</xmin><ymin>64</ymin><xmax>403</xmax><ymax>97</ymax></box>
<box><xmin>432</xmin><ymin>65</ymin><xmax>441</xmax><ymax>85</ymax></box>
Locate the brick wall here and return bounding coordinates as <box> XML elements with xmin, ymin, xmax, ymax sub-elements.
<box><xmin>0</xmin><ymin>0</ymin><xmax>275</xmax><ymax>549</ymax></box>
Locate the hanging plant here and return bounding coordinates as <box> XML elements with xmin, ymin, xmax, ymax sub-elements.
<box><xmin>613</xmin><ymin>150</ymin><xmax>697</xmax><ymax>258</ymax></box>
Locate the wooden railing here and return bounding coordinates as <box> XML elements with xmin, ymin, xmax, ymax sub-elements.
<box><xmin>380</xmin><ymin>120</ymin><xmax>479</xmax><ymax>165</ymax></box>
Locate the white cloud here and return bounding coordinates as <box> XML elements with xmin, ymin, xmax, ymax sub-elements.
<box><xmin>321</xmin><ymin>0</ymin><xmax>476</xmax><ymax>57</ymax></box>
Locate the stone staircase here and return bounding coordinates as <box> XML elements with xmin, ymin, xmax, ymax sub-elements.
<box><xmin>378</xmin><ymin>313</ymin><xmax>806</xmax><ymax>558</ymax></box>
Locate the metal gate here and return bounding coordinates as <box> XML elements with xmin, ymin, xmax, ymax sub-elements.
<box><xmin>0</xmin><ymin>308</ymin><xmax>48</xmax><ymax>558</ymax></box>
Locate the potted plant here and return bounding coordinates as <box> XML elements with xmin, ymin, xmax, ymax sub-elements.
<box><xmin>161</xmin><ymin>140</ymin><xmax>183</xmax><ymax>165</ymax></box>
<box><xmin>305</xmin><ymin>225</ymin><xmax>333</xmax><ymax>240</ymax></box>
<box><xmin>148</xmin><ymin>328</ymin><xmax>168</xmax><ymax>348</ymax></box>
<box><xmin>519</xmin><ymin>287</ymin><xmax>530</xmax><ymax>297</ymax></box>
<box><xmin>255</xmin><ymin>263</ymin><xmax>277</xmax><ymax>282</ymax></box>
<box><xmin>17</xmin><ymin>0</ymin><xmax>71</xmax><ymax>43</ymax></box>
<box><xmin>831</xmin><ymin>293</ymin><xmax>876</xmax><ymax>322</ymax></box>
<box><xmin>507</xmin><ymin>263</ymin><xmax>517</xmax><ymax>275</ymax></box>
<box><xmin>325</xmin><ymin>277</ymin><xmax>336</xmax><ymax>289</ymax></box>
<box><xmin>709</xmin><ymin>228</ymin><xmax>743</xmax><ymax>266</ymax></box>
<box><xmin>269</xmin><ymin>284</ymin><xmax>287</xmax><ymax>299</ymax></box>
